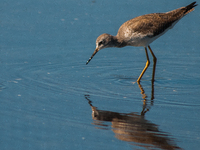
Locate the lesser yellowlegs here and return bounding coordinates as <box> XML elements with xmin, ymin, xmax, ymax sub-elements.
<box><xmin>86</xmin><ymin>2</ymin><xmax>197</xmax><ymax>83</ymax></box>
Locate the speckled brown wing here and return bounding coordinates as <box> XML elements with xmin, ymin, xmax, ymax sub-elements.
<box><xmin>117</xmin><ymin>2</ymin><xmax>197</xmax><ymax>38</ymax></box>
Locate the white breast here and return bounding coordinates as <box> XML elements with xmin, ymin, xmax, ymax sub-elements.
<box><xmin>125</xmin><ymin>32</ymin><xmax>153</xmax><ymax>47</ymax></box>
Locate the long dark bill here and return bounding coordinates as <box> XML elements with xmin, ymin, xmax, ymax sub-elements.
<box><xmin>86</xmin><ymin>48</ymin><xmax>99</xmax><ymax>65</ymax></box>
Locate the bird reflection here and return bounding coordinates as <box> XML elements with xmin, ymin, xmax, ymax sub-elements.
<box><xmin>85</xmin><ymin>82</ymin><xmax>181</xmax><ymax>149</ymax></box>
<box><xmin>138</xmin><ymin>79</ymin><xmax>155</xmax><ymax>116</ymax></box>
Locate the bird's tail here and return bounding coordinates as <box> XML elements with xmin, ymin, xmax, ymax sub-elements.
<box><xmin>184</xmin><ymin>1</ymin><xmax>198</xmax><ymax>15</ymax></box>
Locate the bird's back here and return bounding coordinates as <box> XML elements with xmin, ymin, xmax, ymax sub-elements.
<box><xmin>116</xmin><ymin>2</ymin><xmax>197</xmax><ymax>47</ymax></box>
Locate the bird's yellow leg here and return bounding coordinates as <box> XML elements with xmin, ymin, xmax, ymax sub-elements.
<box><xmin>137</xmin><ymin>47</ymin><xmax>150</xmax><ymax>83</ymax></box>
<box><xmin>137</xmin><ymin>82</ymin><xmax>149</xmax><ymax>116</ymax></box>
<box><xmin>148</xmin><ymin>45</ymin><xmax>157</xmax><ymax>82</ymax></box>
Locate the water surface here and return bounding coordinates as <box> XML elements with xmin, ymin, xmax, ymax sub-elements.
<box><xmin>1</xmin><ymin>0</ymin><xmax>200</xmax><ymax>149</ymax></box>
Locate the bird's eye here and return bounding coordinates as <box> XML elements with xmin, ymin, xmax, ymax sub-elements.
<box><xmin>99</xmin><ymin>41</ymin><xmax>103</xmax><ymax>46</ymax></box>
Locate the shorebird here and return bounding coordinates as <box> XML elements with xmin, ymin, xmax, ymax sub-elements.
<box><xmin>86</xmin><ymin>2</ymin><xmax>197</xmax><ymax>83</ymax></box>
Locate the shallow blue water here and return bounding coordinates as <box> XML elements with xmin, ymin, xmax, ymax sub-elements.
<box><xmin>1</xmin><ymin>0</ymin><xmax>200</xmax><ymax>149</ymax></box>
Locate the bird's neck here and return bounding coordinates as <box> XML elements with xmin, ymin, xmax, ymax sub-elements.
<box><xmin>110</xmin><ymin>35</ymin><xmax>126</xmax><ymax>48</ymax></box>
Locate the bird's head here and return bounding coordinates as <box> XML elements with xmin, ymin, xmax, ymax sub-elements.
<box><xmin>96</xmin><ymin>33</ymin><xmax>114</xmax><ymax>50</ymax></box>
<box><xmin>86</xmin><ymin>33</ymin><xmax>114</xmax><ymax>65</ymax></box>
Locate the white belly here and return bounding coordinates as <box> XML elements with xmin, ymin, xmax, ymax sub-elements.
<box><xmin>126</xmin><ymin>31</ymin><xmax>168</xmax><ymax>47</ymax></box>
